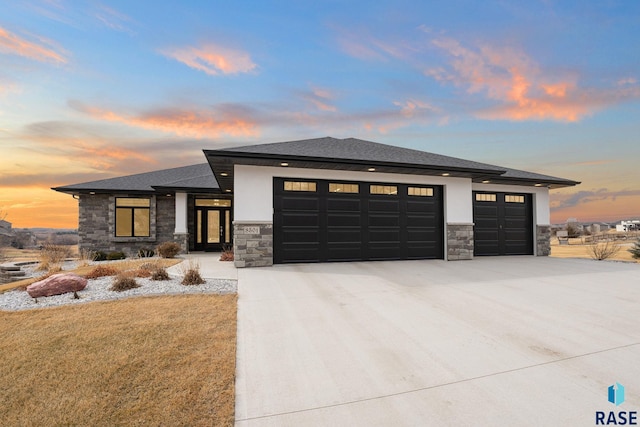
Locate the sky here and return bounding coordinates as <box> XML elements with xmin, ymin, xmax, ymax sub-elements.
<box><xmin>1</xmin><ymin>0</ymin><xmax>639</xmax><ymax>228</ymax></box>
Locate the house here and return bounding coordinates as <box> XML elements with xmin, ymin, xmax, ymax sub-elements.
<box><xmin>616</xmin><ymin>220</ymin><xmax>640</xmax><ymax>232</ymax></box>
<box><xmin>54</xmin><ymin>137</ymin><xmax>580</xmax><ymax>267</ymax></box>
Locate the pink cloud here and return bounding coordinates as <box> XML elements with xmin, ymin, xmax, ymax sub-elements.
<box><xmin>428</xmin><ymin>37</ymin><xmax>640</xmax><ymax>122</ymax></box>
<box><xmin>161</xmin><ymin>43</ymin><xmax>256</xmax><ymax>75</ymax></box>
<box><xmin>69</xmin><ymin>100</ymin><xmax>259</xmax><ymax>138</ymax></box>
<box><xmin>298</xmin><ymin>87</ymin><xmax>338</xmax><ymax>112</ymax></box>
<box><xmin>0</xmin><ymin>26</ymin><xmax>67</xmax><ymax>64</ymax></box>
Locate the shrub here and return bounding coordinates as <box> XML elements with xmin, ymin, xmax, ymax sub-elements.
<box><xmin>37</xmin><ymin>244</ymin><xmax>72</xmax><ymax>271</ymax></box>
<box><xmin>566</xmin><ymin>223</ymin><xmax>582</xmax><ymax>238</ymax></box>
<box><xmin>133</xmin><ymin>266</ymin><xmax>153</xmax><ymax>278</ymax></box>
<box><xmin>106</xmin><ymin>251</ymin><xmax>126</xmax><ymax>261</ymax></box>
<box><xmin>85</xmin><ymin>265</ymin><xmax>119</xmax><ymax>279</ymax></box>
<box><xmin>157</xmin><ymin>242</ymin><xmax>181</xmax><ymax>258</ymax></box>
<box><xmin>588</xmin><ymin>239</ymin><xmax>621</xmax><ymax>261</ymax></box>
<box><xmin>110</xmin><ymin>273</ymin><xmax>140</xmax><ymax>292</ymax></box>
<box><xmin>93</xmin><ymin>251</ymin><xmax>108</xmax><ymax>262</ymax></box>
<box><xmin>78</xmin><ymin>249</ymin><xmax>95</xmax><ymax>267</ymax></box>
<box><xmin>137</xmin><ymin>248</ymin><xmax>155</xmax><ymax>258</ymax></box>
<box><xmin>181</xmin><ymin>260</ymin><xmax>204</xmax><ymax>286</ymax></box>
<box><xmin>629</xmin><ymin>239</ymin><xmax>640</xmax><ymax>260</ymax></box>
<box><xmin>151</xmin><ymin>267</ymin><xmax>170</xmax><ymax>281</ymax></box>
<box><xmin>219</xmin><ymin>246</ymin><xmax>234</xmax><ymax>262</ymax></box>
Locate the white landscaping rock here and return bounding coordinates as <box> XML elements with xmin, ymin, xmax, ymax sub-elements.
<box><xmin>0</xmin><ymin>275</ymin><xmax>236</xmax><ymax>311</ymax></box>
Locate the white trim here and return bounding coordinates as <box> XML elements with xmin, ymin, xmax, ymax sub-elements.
<box><xmin>174</xmin><ymin>192</ymin><xmax>188</xmax><ymax>234</ymax></box>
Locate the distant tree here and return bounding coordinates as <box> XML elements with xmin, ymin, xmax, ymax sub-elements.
<box><xmin>566</xmin><ymin>223</ymin><xmax>582</xmax><ymax>238</ymax></box>
<box><xmin>629</xmin><ymin>239</ymin><xmax>640</xmax><ymax>259</ymax></box>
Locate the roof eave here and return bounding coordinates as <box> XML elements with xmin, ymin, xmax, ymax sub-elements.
<box><xmin>473</xmin><ymin>177</ymin><xmax>581</xmax><ymax>189</ymax></box>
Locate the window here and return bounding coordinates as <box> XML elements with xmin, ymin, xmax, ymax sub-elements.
<box><xmin>284</xmin><ymin>181</ymin><xmax>317</xmax><ymax>192</ymax></box>
<box><xmin>408</xmin><ymin>187</ymin><xmax>434</xmax><ymax>197</ymax></box>
<box><xmin>370</xmin><ymin>185</ymin><xmax>397</xmax><ymax>195</ymax></box>
<box><xmin>115</xmin><ymin>198</ymin><xmax>150</xmax><ymax>237</ymax></box>
<box><xmin>505</xmin><ymin>195</ymin><xmax>525</xmax><ymax>203</ymax></box>
<box><xmin>329</xmin><ymin>183</ymin><xmax>359</xmax><ymax>193</ymax></box>
<box><xmin>476</xmin><ymin>193</ymin><xmax>497</xmax><ymax>202</ymax></box>
<box><xmin>195</xmin><ymin>199</ymin><xmax>232</xmax><ymax>207</ymax></box>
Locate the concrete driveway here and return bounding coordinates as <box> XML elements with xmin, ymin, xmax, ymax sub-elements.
<box><xmin>234</xmin><ymin>257</ymin><xmax>640</xmax><ymax>426</ymax></box>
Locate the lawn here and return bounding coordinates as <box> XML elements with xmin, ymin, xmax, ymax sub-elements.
<box><xmin>0</xmin><ymin>294</ymin><xmax>237</xmax><ymax>426</ymax></box>
<box><xmin>550</xmin><ymin>240</ymin><xmax>639</xmax><ymax>262</ymax></box>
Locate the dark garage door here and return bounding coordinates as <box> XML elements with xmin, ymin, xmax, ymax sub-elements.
<box><xmin>274</xmin><ymin>178</ymin><xmax>444</xmax><ymax>263</ymax></box>
<box><xmin>473</xmin><ymin>191</ymin><xmax>533</xmax><ymax>256</ymax></box>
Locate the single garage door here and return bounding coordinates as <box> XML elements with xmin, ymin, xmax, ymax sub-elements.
<box><xmin>473</xmin><ymin>191</ymin><xmax>533</xmax><ymax>256</ymax></box>
<box><xmin>274</xmin><ymin>178</ymin><xmax>444</xmax><ymax>263</ymax></box>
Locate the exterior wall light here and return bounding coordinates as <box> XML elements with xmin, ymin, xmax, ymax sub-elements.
<box><xmin>442</xmin><ymin>173</ymin><xmax>450</xmax><ymax>177</ymax></box>
<box><xmin>367</xmin><ymin>167</ymin><xmax>376</xmax><ymax>172</ymax></box>
<box><xmin>220</xmin><ymin>172</ymin><xmax>228</xmax><ymax>177</ymax></box>
<box><xmin>280</xmin><ymin>162</ymin><xmax>289</xmax><ymax>167</ymax></box>
<box><xmin>482</xmin><ymin>180</ymin><xmax>491</xmax><ymax>184</ymax></box>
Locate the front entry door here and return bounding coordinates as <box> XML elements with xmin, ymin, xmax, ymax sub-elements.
<box><xmin>195</xmin><ymin>207</ymin><xmax>231</xmax><ymax>251</ymax></box>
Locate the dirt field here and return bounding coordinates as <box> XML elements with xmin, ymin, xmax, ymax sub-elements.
<box><xmin>550</xmin><ymin>239</ymin><xmax>639</xmax><ymax>263</ymax></box>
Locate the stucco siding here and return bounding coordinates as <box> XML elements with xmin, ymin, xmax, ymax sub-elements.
<box><xmin>234</xmin><ymin>164</ymin><xmax>473</xmax><ymax>224</ymax></box>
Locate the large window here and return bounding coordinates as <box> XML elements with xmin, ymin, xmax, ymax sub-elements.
<box><xmin>115</xmin><ymin>198</ymin><xmax>150</xmax><ymax>237</ymax></box>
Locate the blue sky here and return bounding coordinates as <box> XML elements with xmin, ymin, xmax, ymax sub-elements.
<box><xmin>1</xmin><ymin>0</ymin><xmax>639</xmax><ymax>227</ymax></box>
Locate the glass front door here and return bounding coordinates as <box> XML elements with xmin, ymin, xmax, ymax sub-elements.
<box><xmin>195</xmin><ymin>206</ymin><xmax>231</xmax><ymax>251</ymax></box>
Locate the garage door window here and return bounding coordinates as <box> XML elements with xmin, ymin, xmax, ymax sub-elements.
<box><xmin>408</xmin><ymin>187</ymin><xmax>434</xmax><ymax>197</ymax></box>
<box><xmin>329</xmin><ymin>183</ymin><xmax>359</xmax><ymax>193</ymax></box>
<box><xmin>505</xmin><ymin>195</ymin><xmax>525</xmax><ymax>203</ymax></box>
<box><xmin>476</xmin><ymin>193</ymin><xmax>497</xmax><ymax>202</ymax></box>
<box><xmin>370</xmin><ymin>185</ymin><xmax>397</xmax><ymax>195</ymax></box>
<box><xmin>284</xmin><ymin>181</ymin><xmax>317</xmax><ymax>192</ymax></box>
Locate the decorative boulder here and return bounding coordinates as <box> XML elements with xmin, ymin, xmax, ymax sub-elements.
<box><xmin>27</xmin><ymin>273</ymin><xmax>88</xmax><ymax>298</ymax></box>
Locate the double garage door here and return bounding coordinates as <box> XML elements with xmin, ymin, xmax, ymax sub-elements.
<box><xmin>473</xmin><ymin>191</ymin><xmax>534</xmax><ymax>256</ymax></box>
<box><xmin>274</xmin><ymin>178</ymin><xmax>444</xmax><ymax>264</ymax></box>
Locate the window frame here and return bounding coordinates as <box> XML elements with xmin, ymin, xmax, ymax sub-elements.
<box><xmin>115</xmin><ymin>197</ymin><xmax>151</xmax><ymax>237</ymax></box>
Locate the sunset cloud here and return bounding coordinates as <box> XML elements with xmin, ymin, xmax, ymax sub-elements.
<box><xmin>550</xmin><ymin>188</ymin><xmax>640</xmax><ymax>223</ymax></box>
<box><xmin>161</xmin><ymin>43</ymin><xmax>256</xmax><ymax>75</ymax></box>
<box><xmin>297</xmin><ymin>87</ymin><xmax>338</xmax><ymax>112</ymax></box>
<box><xmin>94</xmin><ymin>4</ymin><xmax>134</xmax><ymax>34</ymax></box>
<box><xmin>68</xmin><ymin>100</ymin><xmax>259</xmax><ymax>138</ymax></box>
<box><xmin>427</xmin><ymin>37</ymin><xmax>640</xmax><ymax>122</ymax></box>
<box><xmin>393</xmin><ymin>99</ymin><xmax>437</xmax><ymax>118</ymax></box>
<box><xmin>0</xmin><ymin>26</ymin><xmax>67</xmax><ymax>63</ymax></box>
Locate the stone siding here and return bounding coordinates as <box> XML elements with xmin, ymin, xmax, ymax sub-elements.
<box><xmin>78</xmin><ymin>193</ymin><xmax>177</xmax><ymax>256</ymax></box>
<box><xmin>233</xmin><ymin>222</ymin><xmax>273</xmax><ymax>268</ymax></box>
<box><xmin>447</xmin><ymin>223</ymin><xmax>474</xmax><ymax>261</ymax></box>
<box><xmin>536</xmin><ymin>225</ymin><xmax>551</xmax><ymax>256</ymax></box>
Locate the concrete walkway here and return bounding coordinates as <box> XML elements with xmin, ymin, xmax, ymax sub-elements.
<box><xmin>234</xmin><ymin>257</ymin><xmax>640</xmax><ymax>426</ymax></box>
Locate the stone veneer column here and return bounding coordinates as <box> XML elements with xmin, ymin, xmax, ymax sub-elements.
<box><xmin>233</xmin><ymin>222</ymin><xmax>273</xmax><ymax>268</ymax></box>
<box><xmin>536</xmin><ymin>225</ymin><xmax>551</xmax><ymax>256</ymax></box>
<box><xmin>447</xmin><ymin>223</ymin><xmax>474</xmax><ymax>260</ymax></box>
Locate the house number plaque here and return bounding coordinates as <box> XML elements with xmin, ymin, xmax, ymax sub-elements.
<box><xmin>243</xmin><ymin>226</ymin><xmax>261</xmax><ymax>234</ymax></box>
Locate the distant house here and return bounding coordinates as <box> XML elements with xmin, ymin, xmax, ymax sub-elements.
<box><xmin>616</xmin><ymin>220</ymin><xmax>640</xmax><ymax>232</ymax></box>
<box><xmin>54</xmin><ymin>137</ymin><xmax>580</xmax><ymax>267</ymax></box>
